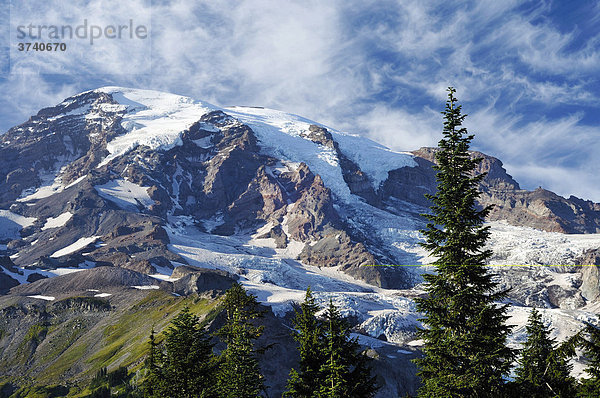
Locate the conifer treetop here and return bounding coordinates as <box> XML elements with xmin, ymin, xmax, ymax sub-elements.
<box><xmin>420</xmin><ymin>86</ymin><xmax>493</xmax><ymax>266</ymax></box>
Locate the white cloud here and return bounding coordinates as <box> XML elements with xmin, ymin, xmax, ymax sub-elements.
<box><xmin>0</xmin><ymin>72</ymin><xmax>77</xmax><ymax>129</ymax></box>
<box><xmin>354</xmin><ymin>104</ymin><xmax>439</xmax><ymax>151</ymax></box>
<box><xmin>466</xmin><ymin>106</ymin><xmax>600</xmax><ymax>200</ymax></box>
<box><xmin>2</xmin><ymin>0</ymin><xmax>600</xmax><ymax>202</ymax></box>
<box><xmin>504</xmin><ymin>163</ymin><xmax>600</xmax><ymax>202</ymax></box>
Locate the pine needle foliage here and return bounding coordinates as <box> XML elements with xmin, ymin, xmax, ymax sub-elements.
<box><xmin>284</xmin><ymin>287</ymin><xmax>326</xmax><ymax>398</ymax></box>
<box><xmin>513</xmin><ymin>308</ymin><xmax>576</xmax><ymax>397</ymax></box>
<box><xmin>215</xmin><ymin>282</ymin><xmax>266</xmax><ymax>398</ymax></box>
<box><xmin>143</xmin><ymin>307</ymin><xmax>216</xmax><ymax>398</ymax></box>
<box><xmin>415</xmin><ymin>87</ymin><xmax>514</xmax><ymax>398</ymax></box>
<box><xmin>285</xmin><ymin>290</ymin><xmax>378</xmax><ymax>398</ymax></box>
<box><xmin>578</xmin><ymin>322</ymin><xmax>600</xmax><ymax>397</ymax></box>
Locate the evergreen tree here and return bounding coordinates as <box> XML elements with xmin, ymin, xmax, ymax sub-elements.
<box><xmin>142</xmin><ymin>307</ymin><xmax>216</xmax><ymax>398</ymax></box>
<box><xmin>415</xmin><ymin>87</ymin><xmax>514</xmax><ymax>397</ymax></box>
<box><xmin>285</xmin><ymin>287</ymin><xmax>326</xmax><ymax>398</ymax></box>
<box><xmin>578</xmin><ymin>323</ymin><xmax>600</xmax><ymax>397</ymax></box>
<box><xmin>161</xmin><ymin>306</ymin><xmax>216</xmax><ymax>398</ymax></box>
<box><xmin>514</xmin><ymin>308</ymin><xmax>576</xmax><ymax>397</ymax></box>
<box><xmin>142</xmin><ymin>328</ymin><xmax>163</xmax><ymax>397</ymax></box>
<box><xmin>318</xmin><ymin>300</ymin><xmax>378</xmax><ymax>398</ymax></box>
<box><xmin>216</xmin><ymin>282</ymin><xmax>265</xmax><ymax>398</ymax></box>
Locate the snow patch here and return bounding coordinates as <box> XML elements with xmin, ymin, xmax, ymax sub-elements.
<box><xmin>192</xmin><ymin>136</ymin><xmax>214</xmax><ymax>149</ymax></box>
<box><xmin>47</xmin><ymin>103</ymin><xmax>91</xmax><ymax>121</ymax></box>
<box><xmin>50</xmin><ymin>236</ymin><xmax>100</xmax><ymax>258</ymax></box>
<box><xmin>132</xmin><ymin>285</ymin><xmax>160</xmax><ymax>290</ymax></box>
<box><xmin>65</xmin><ymin>175</ymin><xmax>87</xmax><ymax>189</ymax></box>
<box><xmin>27</xmin><ymin>295</ymin><xmax>55</xmax><ymax>301</ymax></box>
<box><xmin>150</xmin><ymin>263</ymin><xmax>180</xmax><ymax>282</ymax></box>
<box><xmin>0</xmin><ymin>210</ymin><xmax>36</xmax><ymax>239</ymax></box>
<box><xmin>42</xmin><ymin>212</ymin><xmax>73</xmax><ymax>230</ymax></box>
<box><xmin>95</xmin><ymin>179</ymin><xmax>154</xmax><ymax>211</ymax></box>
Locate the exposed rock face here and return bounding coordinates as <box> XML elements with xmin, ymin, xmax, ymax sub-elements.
<box><xmin>546</xmin><ymin>284</ymin><xmax>586</xmax><ymax>309</ymax></box>
<box><xmin>286</xmin><ymin>166</ymin><xmax>340</xmax><ymax>241</ymax></box>
<box><xmin>391</xmin><ymin>147</ymin><xmax>600</xmax><ymax>233</ymax></box>
<box><xmin>0</xmin><ymin>256</ymin><xmax>18</xmax><ymax>273</ymax></box>
<box><xmin>575</xmin><ymin>249</ymin><xmax>600</xmax><ymax>301</ymax></box>
<box><xmin>256</xmin><ymin>224</ymin><xmax>288</xmax><ymax>248</ymax></box>
<box><xmin>172</xmin><ymin>267</ymin><xmax>237</xmax><ymax>296</ymax></box>
<box><xmin>381</xmin><ymin>156</ymin><xmax>436</xmax><ymax>208</ymax></box>
<box><xmin>305</xmin><ymin>125</ymin><xmax>379</xmax><ymax>205</ymax></box>
<box><xmin>49</xmin><ymin>296</ymin><xmax>112</xmax><ymax>313</ymax></box>
<box><xmin>9</xmin><ymin>267</ymin><xmax>163</xmax><ymax>297</ymax></box>
<box><xmin>0</xmin><ymin>91</ymin><xmax>125</xmax><ymax>206</ymax></box>
<box><xmin>0</xmin><ymin>272</ymin><xmax>19</xmax><ymax>294</ymax></box>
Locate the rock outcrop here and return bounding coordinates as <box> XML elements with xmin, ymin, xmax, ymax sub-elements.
<box><xmin>387</xmin><ymin>147</ymin><xmax>600</xmax><ymax>233</ymax></box>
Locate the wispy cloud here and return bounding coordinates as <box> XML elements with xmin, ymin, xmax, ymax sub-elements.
<box><xmin>1</xmin><ymin>0</ymin><xmax>600</xmax><ymax>201</ymax></box>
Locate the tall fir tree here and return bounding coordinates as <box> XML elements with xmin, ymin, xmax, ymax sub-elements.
<box><xmin>318</xmin><ymin>299</ymin><xmax>378</xmax><ymax>398</ymax></box>
<box><xmin>162</xmin><ymin>306</ymin><xmax>216</xmax><ymax>398</ymax></box>
<box><xmin>285</xmin><ymin>287</ymin><xmax>326</xmax><ymax>398</ymax></box>
<box><xmin>216</xmin><ymin>282</ymin><xmax>266</xmax><ymax>398</ymax></box>
<box><xmin>513</xmin><ymin>308</ymin><xmax>576</xmax><ymax>397</ymax></box>
<box><xmin>578</xmin><ymin>322</ymin><xmax>600</xmax><ymax>397</ymax></box>
<box><xmin>415</xmin><ymin>87</ymin><xmax>514</xmax><ymax>397</ymax></box>
<box><xmin>142</xmin><ymin>307</ymin><xmax>216</xmax><ymax>398</ymax></box>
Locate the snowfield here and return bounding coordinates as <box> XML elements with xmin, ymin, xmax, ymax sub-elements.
<box><xmin>226</xmin><ymin>106</ymin><xmax>417</xmax><ymax>198</ymax></box>
<box><xmin>42</xmin><ymin>212</ymin><xmax>73</xmax><ymax>230</ymax></box>
<box><xmin>96</xmin><ymin>87</ymin><xmax>215</xmax><ymax>166</ymax></box>
<box><xmin>166</xmin><ymin>216</ymin><xmax>600</xmax><ymax>377</ymax></box>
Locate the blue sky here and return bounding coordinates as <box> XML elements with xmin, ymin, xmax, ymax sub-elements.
<box><xmin>2</xmin><ymin>0</ymin><xmax>600</xmax><ymax>201</ymax></box>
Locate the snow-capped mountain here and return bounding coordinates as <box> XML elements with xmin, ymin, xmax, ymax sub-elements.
<box><xmin>1</xmin><ymin>87</ymin><xmax>599</xmax><ymax>395</ymax></box>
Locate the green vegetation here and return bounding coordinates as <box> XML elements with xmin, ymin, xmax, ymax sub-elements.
<box><xmin>285</xmin><ymin>288</ymin><xmax>378</xmax><ymax>398</ymax></box>
<box><xmin>3</xmin><ymin>384</ymin><xmax>70</xmax><ymax>398</ymax></box>
<box><xmin>85</xmin><ymin>292</ymin><xmax>215</xmax><ymax>374</ymax></box>
<box><xmin>415</xmin><ymin>87</ymin><xmax>514</xmax><ymax>397</ymax></box>
<box><xmin>285</xmin><ymin>287</ymin><xmax>324</xmax><ymax>397</ymax></box>
<box><xmin>412</xmin><ymin>87</ymin><xmax>600</xmax><ymax>397</ymax></box>
<box><xmin>512</xmin><ymin>308</ymin><xmax>576</xmax><ymax>397</ymax></box>
<box><xmin>0</xmin><ymin>291</ymin><xmax>219</xmax><ymax>397</ymax></box>
<box><xmin>10</xmin><ymin>323</ymin><xmax>50</xmax><ymax>367</ymax></box>
<box><xmin>143</xmin><ymin>307</ymin><xmax>216</xmax><ymax>397</ymax></box>
<box><xmin>141</xmin><ymin>283</ymin><xmax>267</xmax><ymax>397</ymax></box>
<box><xmin>578</xmin><ymin>323</ymin><xmax>600</xmax><ymax>397</ymax></box>
<box><xmin>24</xmin><ymin>324</ymin><xmax>48</xmax><ymax>345</ymax></box>
<box><xmin>215</xmin><ymin>282</ymin><xmax>266</xmax><ymax>398</ymax></box>
<box><xmin>41</xmin><ymin>318</ymin><xmax>90</xmax><ymax>365</ymax></box>
<box><xmin>84</xmin><ymin>366</ymin><xmax>132</xmax><ymax>397</ymax></box>
<box><xmin>52</xmin><ymin>297</ymin><xmax>111</xmax><ymax>312</ymax></box>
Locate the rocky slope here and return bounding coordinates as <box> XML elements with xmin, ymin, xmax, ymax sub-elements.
<box><xmin>411</xmin><ymin>147</ymin><xmax>600</xmax><ymax>234</ymax></box>
<box><xmin>1</xmin><ymin>87</ymin><xmax>599</xmax><ymax>395</ymax></box>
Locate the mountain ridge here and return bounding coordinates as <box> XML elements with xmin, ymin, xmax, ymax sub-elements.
<box><xmin>1</xmin><ymin>87</ymin><xmax>600</xmax><ymax>396</ymax></box>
